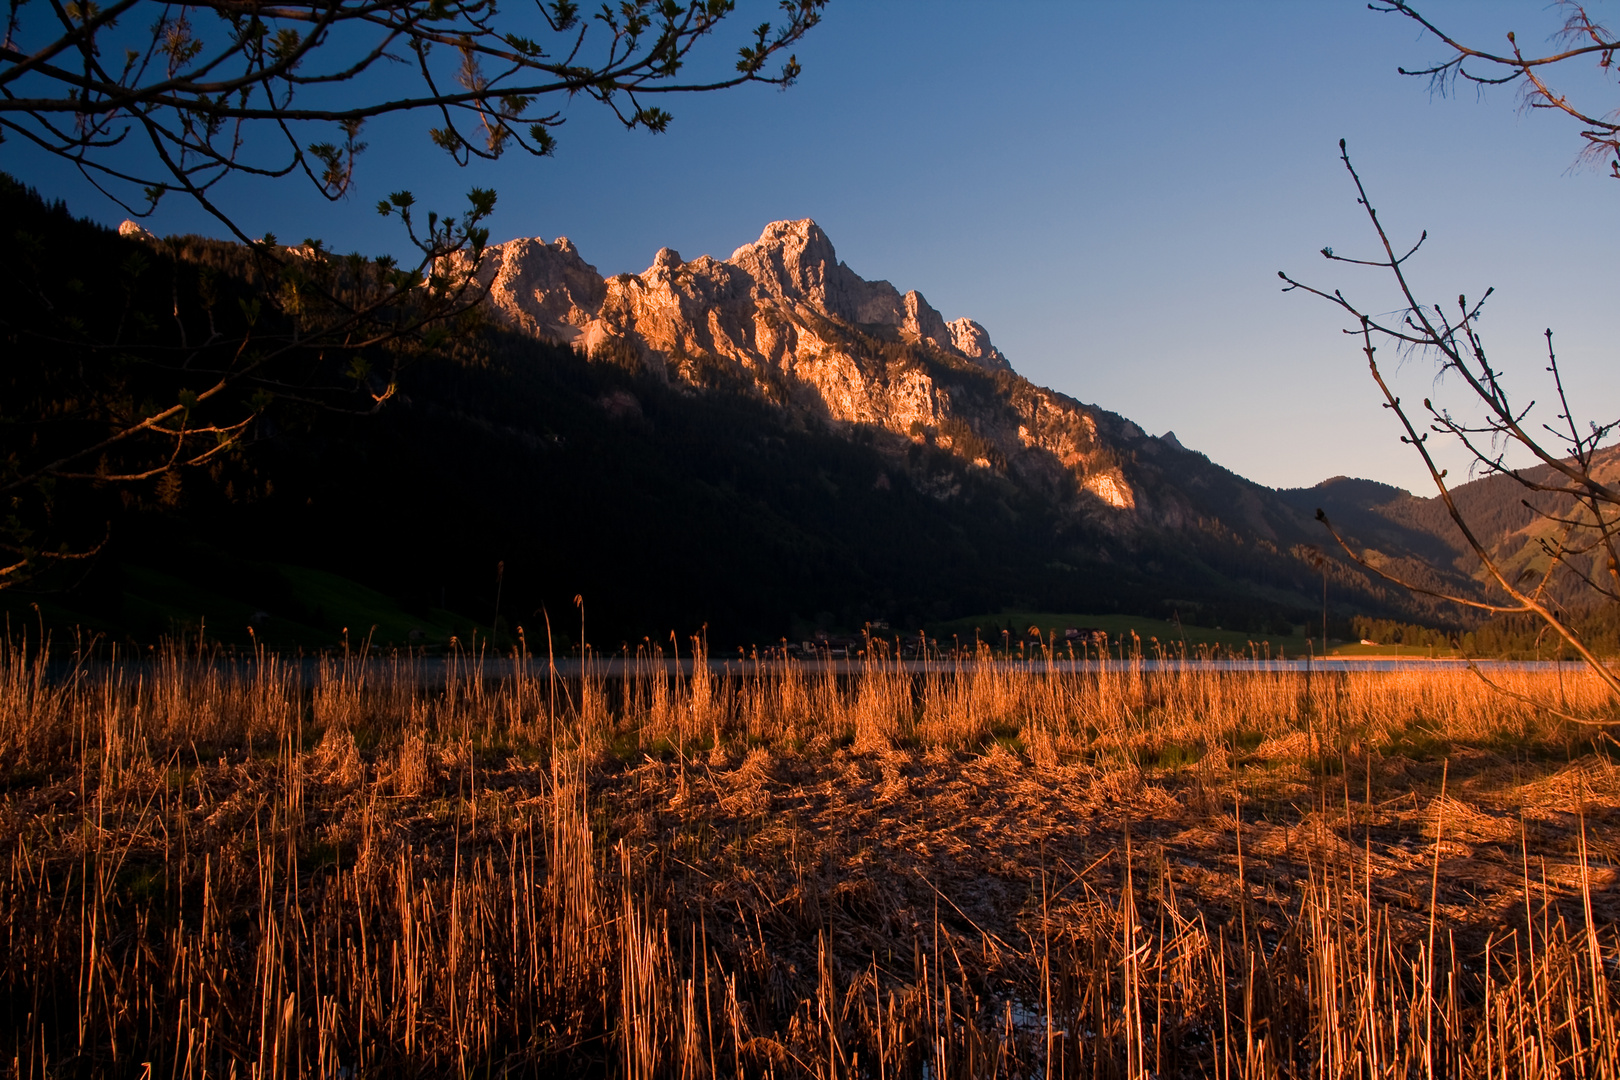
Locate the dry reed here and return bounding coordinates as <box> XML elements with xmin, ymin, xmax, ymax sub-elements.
<box><xmin>2</xmin><ymin>635</ymin><xmax>1617</xmax><ymax>1077</ymax></box>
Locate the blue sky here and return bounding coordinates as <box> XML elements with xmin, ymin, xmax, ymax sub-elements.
<box><xmin>15</xmin><ymin>1</ymin><xmax>1619</xmax><ymax>492</ymax></box>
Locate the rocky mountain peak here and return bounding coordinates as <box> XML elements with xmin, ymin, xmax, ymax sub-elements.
<box><xmin>944</xmin><ymin>318</ymin><xmax>1007</xmax><ymax>371</ymax></box>
<box><xmin>725</xmin><ymin>218</ymin><xmax>840</xmax><ymax>301</ymax></box>
<box><xmin>118</xmin><ymin>219</ymin><xmax>157</xmax><ymax>242</ymax></box>
<box><xmin>479</xmin><ymin>235</ymin><xmax>606</xmax><ymax>347</ymax></box>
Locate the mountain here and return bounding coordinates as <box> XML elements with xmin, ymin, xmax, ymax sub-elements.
<box><xmin>471</xmin><ymin>219</ymin><xmax>1329</xmax><ymax>536</ymax></box>
<box><xmin>7</xmin><ymin>181</ymin><xmax>1576</xmax><ymax>647</ymax></box>
<box><xmin>467</xmin><ymin>220</ymin><xmax>1483</xmax><ymax>585</ymax></box>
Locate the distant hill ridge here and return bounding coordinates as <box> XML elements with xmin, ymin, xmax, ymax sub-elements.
<box><xmin>1280</xmin><ymin>447</ymin><xmax>1620</xmax><ymax>609</ymax></box>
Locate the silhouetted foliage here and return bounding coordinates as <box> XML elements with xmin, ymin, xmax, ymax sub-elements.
<box><xmin>0</xmin><ymin>0</ymin><xmax>823</xmax><ymax>239</ymax></box>
<box><xmin>0</xmin><ymin>173</ymin><xmax>494</xmax><ymax>590</ymax></box>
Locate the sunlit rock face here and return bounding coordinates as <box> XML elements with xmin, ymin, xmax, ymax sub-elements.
<box><xmin>946</xmin><ymin>317</ymin><xmax>1011</xmax><ymax>372</ymax></box>
<box><xmin>478</xmin><ymin>236</ymin><xmax>607</xmax><ymax>347</ymax></box>
<box><xmin>471</xmin><ymin>219</ymin><xmax>1148</xmax><ymax>517</ymax></box>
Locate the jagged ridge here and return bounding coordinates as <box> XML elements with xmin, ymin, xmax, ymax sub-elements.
<box><xmin>472</xmin><ymin>219</ymin><xmax>1150</xmax><ymax>513</ymax></box>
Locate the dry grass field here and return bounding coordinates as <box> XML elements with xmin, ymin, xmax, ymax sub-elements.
<box><xmin>3</xmin><ymin>637</ymin><xmax>1618</xmax><ymax>1078</ymax></box>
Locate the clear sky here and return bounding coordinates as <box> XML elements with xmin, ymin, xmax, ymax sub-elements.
<box><xmin>14</xmin><ymin>1</ymin><xmax>1619</xmax><ymax>493</ymax></box>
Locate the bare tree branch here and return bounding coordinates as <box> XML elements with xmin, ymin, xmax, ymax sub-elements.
<box><xmin>1285</xmin><ymin>136</ymin><xmax>1620</xmax><ymax>703</ymax></box>
<box><xmin>1378</xmin><ymin>1</ymin><xmax>1620</xmax><ymax>180</ymax></box>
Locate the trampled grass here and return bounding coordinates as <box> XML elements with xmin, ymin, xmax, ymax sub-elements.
<box><xmin>2</xmin><ymin>636</ymin><xmax>1617</xmax><ymax>1077</ymax></box>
